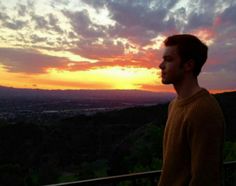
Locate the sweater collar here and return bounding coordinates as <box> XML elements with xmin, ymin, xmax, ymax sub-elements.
<box><xmin>173</xmin><ymin>88</ymin><xmax>209</xmax><ymax>107</ymax></box>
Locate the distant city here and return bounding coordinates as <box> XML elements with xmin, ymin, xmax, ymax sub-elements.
<box><xmin>0</xmin><ymin>86</ymin><xmax>174</xmax><ymax>124</ymax></box>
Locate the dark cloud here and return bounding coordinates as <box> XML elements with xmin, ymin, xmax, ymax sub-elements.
<box><xmin>78</xmin><ymin>0</ymin><xmax>177</xmax><ymax>46</ymax></box>
<box><xmin>0</xmin><ymin>48</ymin><xmax>67</xmax><ymax>74</ymax></box>
<box><xmin>108</xmin><ymin>1</ymin><xmax>173</xmax><ymax>29</ymax></box>
<box><xmin>105</xmin><ymin>1</ymin><xmax>176</xmax><ymax>45</ymax></box>
<box><xmin>0</xmin><ymin>4</ymin><xmax>28</xmax><ymax>30</ymax></box>
<box><xmin>51</xmin><ymin>1</ymin><xmax>178</xmax><ymax>65</ymax></box>
<box><xmin>48</xmin><ymin>13</ymin><xmax>58</xmax><ymax>26</ymax></box>
<box><xmin>3</xmin><ymin>19</ymin><xmax>27</xmax><ymax>30</ymax></box>
<box><xmin>63</xmin><ymin>10</ymin><xmax>106</xmax><ymax>38</ymax></box>
<box><xmin>179</xmin><ymin>0</ymin><xmax>219</xmax><ymax>32</ymax></box>
<box><xmin>68</xmin><ymin>31</ymin><xmax>77</xmax><ymax>39</ymax></box>
<box><xmin>185</xmin><ymin>13</ymin><xmax>214</xmax><ymax>31</ymax></box>
<box><xmin>30</xmin><ymin>13</ymin><xmax>64</xmax><ymax>33</ymax></box>
<box><xmin>31</xmin><ymin>14</ymin><xmax>48</xmax><ymax>29</ymax></box>
<box><xmin>17</xmin><ymin>4</ymin><xmax>27</xmax><ymax>16</ymax></box>
<box><xmin>0</xmin><ymin>12</ymin><xmax>10</xmax><ymax>20</ymax></box>
<box><xmin>108</xmin><ymin>24</ymin><xmax>154</xmax><ymax>45</ymax></box>
<box><xmin>30</xmin><ymin>35</ymin><xmax>47</xmax><ymax>43</ymax></box>
<box><xmin>48</xmin><ymin>13</ymin><xmax>63</xmax><ymax>33</ymax></box>
<box><xmin>183</xmin><ymin>0</ymin><xmax>236</xmax><ymax>32</ymax></box>
<box><xmin>221</xmin><ymin>4</ymin><xmax>236</xmax><ymax>25</ymax></box>
<box><xmin>71</xmin><ymin>38</ymin><xmax>125</xmax><ymax>59</ymax></box>
<box><xmin>63</xmin><ymin>9</ymin><xmax>118</xmax><ymax>58</ymax></box>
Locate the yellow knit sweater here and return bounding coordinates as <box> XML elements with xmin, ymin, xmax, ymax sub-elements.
<box><xmin>158</xmin><ymin>89</ymin><xmax>225</xmax><ymax>186</ymax></box>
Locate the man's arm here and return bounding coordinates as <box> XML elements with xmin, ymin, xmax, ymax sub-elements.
<box><xmin>187</xmin><ymin>105</ymin><xmax>224</xmax><ymax>186</ymax></box>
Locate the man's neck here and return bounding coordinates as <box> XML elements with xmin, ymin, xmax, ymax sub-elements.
<box><xmin>174</xmin><ymin>78</ymin><xmax>202</xmax><ymax>100</ymax></box>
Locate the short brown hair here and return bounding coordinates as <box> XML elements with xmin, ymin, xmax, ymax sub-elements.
<box><xmin>164</xmin><ymin>34</ymin><xmax>208</xmax><ymax>76</ymax></box>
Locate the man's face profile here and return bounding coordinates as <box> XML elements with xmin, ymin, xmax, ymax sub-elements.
<box><xmin>159</xmin><ymin>45</ymin><xmax>184</xmax><ymax>85</ymax></box>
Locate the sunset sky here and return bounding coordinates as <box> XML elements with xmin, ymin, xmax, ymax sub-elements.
<box><xmin>0</xmin><ymin>0</ymin><xmax>235</xmax><ymax>92</ymax></box>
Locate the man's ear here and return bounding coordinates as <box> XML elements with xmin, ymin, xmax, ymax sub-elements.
<box><xmin>184</xmin><ymin>59</ymin><xmax>195</xmax><ymax>72</ymax></box>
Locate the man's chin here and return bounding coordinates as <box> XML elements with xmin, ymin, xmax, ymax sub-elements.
<box><xmin>161</xmin><ymin>80</ymin><xmax>171</xmax><ymax>85</ymax></box>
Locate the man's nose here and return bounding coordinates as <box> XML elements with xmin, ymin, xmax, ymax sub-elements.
<box><xmin>159</xmin><ymin>61</ymin><xmax>164</xmax><ymax>69</ymax></box>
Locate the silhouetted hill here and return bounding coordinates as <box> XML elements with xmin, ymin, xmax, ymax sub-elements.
<box><xmin>214</xmin><ymin>91</ymin><xmax>236</xmax><ymax>141</ymax></box>
<box><xmin>0</xmin><ymin>90</ymin><xmax>235</xmax><ymax>185</ymax></box>
<box><xmin>0</xmin><ymin>86</ymin><xmax>174</xmax><ymax>101</ymax></box>
<box><xmin>108</xmin><ymin>91</ymin><xmax>236</xmax><ymax>173</ymax></box>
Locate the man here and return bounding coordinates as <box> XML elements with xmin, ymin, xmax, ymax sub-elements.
<box><xmin>158</xmin><ymin>34</ymin><xmax>225</xmax><ymax>186</ymax></box>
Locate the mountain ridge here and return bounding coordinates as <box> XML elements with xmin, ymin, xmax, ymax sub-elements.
<box><xmin>0</xmin><ymin>85</ymin><xmax>175</xmax><ymax>101</ymax></box>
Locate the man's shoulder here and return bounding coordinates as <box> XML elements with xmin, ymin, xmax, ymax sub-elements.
<box><xmin>193</xmin><ymin>90</ymin><xmax>220</xmax><ymax>110</ymax></box>
<box><xmin>187</xmin><ymin>91</ymin><xmax>224</xmax><ymax>121</ymax></box>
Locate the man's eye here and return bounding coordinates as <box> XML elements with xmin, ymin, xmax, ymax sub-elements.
<box><xmin>166</xmin><ymin>58</ymin><xmax>172</xmax><ymax>62</ymax></box>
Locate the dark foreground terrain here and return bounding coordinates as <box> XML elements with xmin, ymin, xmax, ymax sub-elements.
<box><xmin>0</xmin><ymin>89</ymin><xmax>235</xmax><ymax>185</ymax></box>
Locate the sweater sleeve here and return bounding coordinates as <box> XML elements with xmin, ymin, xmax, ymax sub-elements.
<box><xmin>187</xmin><ymin>102</ymin><xmax>224</xmax><ymax>186</ymax></box>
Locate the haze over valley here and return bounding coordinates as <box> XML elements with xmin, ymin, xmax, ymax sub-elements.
<box><xmin>0</xmin><ymin>86</ymin><xmax>174</xmax><ymax>124</ymax></box>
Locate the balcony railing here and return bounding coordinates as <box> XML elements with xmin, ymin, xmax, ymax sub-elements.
<box><xmin>44</xmin><ymin>161</ymin><xmax>236</xmax><ymax>186</ymax></box>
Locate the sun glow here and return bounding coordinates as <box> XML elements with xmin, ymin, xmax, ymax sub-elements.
<box><xmin>45</xmin><ymin>66</ymin><xmax>159</xmax><ymax>90</ymax></box>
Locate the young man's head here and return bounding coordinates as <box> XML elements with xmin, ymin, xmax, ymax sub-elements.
<box><xmin>164</xmin><ymin>34</ymin><xmax>208</xmax><ymax>77</ymax></box>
